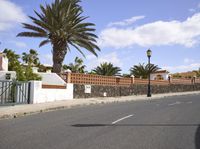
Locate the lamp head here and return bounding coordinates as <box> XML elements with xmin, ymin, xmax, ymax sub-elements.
<box><xmin>147</xmin><ymin>49</ymin><xmax>152</xmax><ymax>58</ymax></box>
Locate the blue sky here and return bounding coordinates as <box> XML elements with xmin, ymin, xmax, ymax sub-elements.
<box><xmin>0</xmin><ymin>0</ymin><xmax>200</xmax><ymax>74</ymax></box>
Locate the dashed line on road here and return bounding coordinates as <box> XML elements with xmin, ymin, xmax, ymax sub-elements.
<box><xmin>112</xmin><ymin>114</ymin><xmax>134</xmax><ymax>124</ymax></box>
<box><xmin>168</xmin><ymin>101</ymin><xmax>181</xmax><ymax>106</ymax></box>
<box><xmin>186</xmin><ymin>101</ymin><xmax>192</xmax><ymax>104</ymax></box>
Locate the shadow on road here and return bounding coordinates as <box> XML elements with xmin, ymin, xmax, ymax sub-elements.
<box><xmin>71</xmin><ymin>123</ymin><xmax>199</xmax><ymax>127</ymax></box>
<box><xmin>195</xmin><ymin>125</ymin><xmax>200</xmax><ymax>149</ymax></box>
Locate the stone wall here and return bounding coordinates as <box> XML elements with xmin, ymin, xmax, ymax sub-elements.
<box><xmin>73</xmin><ymin>83</ymin><xmax>200</xmax><ymax>98</ymax></box>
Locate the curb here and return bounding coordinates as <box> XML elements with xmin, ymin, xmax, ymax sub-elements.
<box><xmin>0</xmin><ymin>91</ymin><xmax>200</xmax><ymax>120</ymax></box>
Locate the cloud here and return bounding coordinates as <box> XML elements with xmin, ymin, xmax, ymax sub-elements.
<box><xmin>108</xmin><ymin>16</ymin><xmax>145</xmax><ymax>27</ymax></box>
<box><xmin>9</xmin><ymin>41</ymin><xmax>27</xmax><ymax>48</ymax></box>
<box><xmin>0</xmin><ymin>0</ymin><xmax>27</xmax><ymax>31</ymax></box>
<box><xmin>86</xmin><ymin>52</ymin><xmax>122</xmax><ymax>70</ymax></box>
<box><xmin>98</xmin><ymin>13</ymin><xmax>200</xmax><ymax>48</ymax></box>
<box><xmin>163</xmin><ymin>63</ymin><xmax>200</xmax><ymax>73</ymax></box>
<box><xmin>184</xmin><ymin>58</ymin><xmax>195</xmax><ymax>64</ymax></box>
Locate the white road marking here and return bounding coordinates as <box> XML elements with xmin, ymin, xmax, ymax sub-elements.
<box><xmin>186</xmin><ymin>101</ymin><xmax>192</xmax><ymax>104</ymax></box>
<box><xmin>112</xmin><ymin>114</ymin><xmax>134</xmax><ymax>124</ymax></box>
<box><xmin>168</xmin><ymin>101</ymin><xmax>181</xmax><ymax>106</ymax></box>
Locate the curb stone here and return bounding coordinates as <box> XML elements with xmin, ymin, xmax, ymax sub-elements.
<box><xmin>0</xmin><ymin>91</ymin><xmax>200</xmax><ymax>120</ymax></box>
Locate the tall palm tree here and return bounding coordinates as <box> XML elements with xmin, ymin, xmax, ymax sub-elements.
<box><xmin>130</xmin><ymin>63</ymin><xmax>160</xmax><ymax>79</ymax></box>
<box><xmin>22</xmin><ymin>49</ymin><xmax>40</xmax><ymax>66</ymax></box>
<box><xmin>17</xmin><ymin>0</ymin><xmax>100</xmax><ymax>73</ymax></box>
<box><xmin>92</xmin><ymin>62</ymin><xmax>121</xmax><ymax>76</ymax></box>
<box><xmin>63</xmin><ymin>56</ymin><xmax>85</xmax><ymax>73</ymax></box>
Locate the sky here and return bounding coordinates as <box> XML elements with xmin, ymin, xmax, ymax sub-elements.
<box><xmin>0</xmin><ymin>0</ymin><xmax>200</xmax><ymax>74</ymax></box>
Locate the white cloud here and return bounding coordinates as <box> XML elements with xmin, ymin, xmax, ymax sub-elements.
<box><xmin>9</xmin><ymin>41</ymin><xmax>27</xmax><ymax>48</ymax></box>
<box><xmin>0</xmin><ymin>0</ymin><xmax>27</xmax><ymax>31</ymax></box>
<box><xmin>108</xmin><ymin>16</ymin><xmax>145</xmax><ymax>27</ymax></box>
<box><xmin>184</xmin><ymin>58</ymin><xmax>195</xmax><ymax>64</ymax></box>
<box><xmin>163</xmin><ymin>63</ymin><xmax>200</xmax><ymax>73</ymax></box>
<box><xmin>98</xmin><ymin>13</ymin><xmax>200</xmax><ymax>48</ymax></box>
<box><xmin>86</xmin><ymin>52</ymin><xmax>122</xmax><ymax>70</ymax></box>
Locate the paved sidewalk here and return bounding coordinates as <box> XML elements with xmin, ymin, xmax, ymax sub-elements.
<box><xmin>0</xmin><ymin>91</ymin><xmax>200</xmax><ymax>120</ymax></box>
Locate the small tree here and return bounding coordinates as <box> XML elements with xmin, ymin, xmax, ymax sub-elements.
<box><xmin>92</xmin><ymin>62</ymin><xmax>121</xmax><ymax>76</ymax></box>
<box><xmin>3</xmin><ymin>49</ymin><xmax>41</xmax><ymax>81</ymax></box>
<box><xmin>130</xmin><ymin>63</ymin><xmax>160</xmax><ymax>79</ymax></box>
<box><xmin>3</xmin><ymin>49</ymin><xmax>25</xmax><ymax>80</ymax></box>
<box><xmin>24</xmin><ymin>65</ymin><xmax>42</xmax><ymax>81</ymax></box>
<box><xmin>194</xmin><ymin>68</ymin><xmax>200</xmax><ymax>77</ymax></box>
<box><xmin>22</xmin><ymin>49</ymin><xmax>40</xmax><ymax>66</ymax></box>
<box><xmin>63</xmin><ymin>57</ymin><xmax>86</xmax><ymax>73</ymax></box>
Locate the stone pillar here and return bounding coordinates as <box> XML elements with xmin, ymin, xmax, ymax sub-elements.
<box><xmin>66</xmin><ymin>69</ymin><xmax>72</xmax><ymax>83</ymax></box>
<box><xmin>131</xmin><ymin>75</ymin><xmax>135</xmax><ymax>84</ymax></box>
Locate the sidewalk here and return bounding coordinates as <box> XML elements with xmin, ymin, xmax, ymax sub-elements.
<box><xmin>1</xmin><ymin>91</ymin><xmax>200</xmax><ymax>120</ymax></box>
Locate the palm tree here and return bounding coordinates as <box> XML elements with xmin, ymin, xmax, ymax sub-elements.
<box><xmin>130</xmin><ymin>63</ymin><xmax>160</xmax><ymax>79</ymax></box>
<box><xmin>92</xmin><ymin>62</ymin><xmax>121</xmax><ymax>76</ymax></box>
<box><xmin>17</xmin><ymin>0</ymin><xmax>100</xmax><ymax>73</ymax></box>
<box><xmin>22</xmin><ymin>49</ymin><xmax>40</xmax><ymax>66</ymax></box>
<box><xmin>63</xmin><ymin>57</ymin><xmax>85</xmax><ymax>73</ymax></box>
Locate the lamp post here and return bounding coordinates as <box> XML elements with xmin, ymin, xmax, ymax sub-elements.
<box><xmin>147</xmin><ymin>49</ymin><xmax>152</xmax><ymax>97</ymax></box>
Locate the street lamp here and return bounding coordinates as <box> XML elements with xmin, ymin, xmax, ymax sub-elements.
<box><xmin>147</xmin><ymin>49</ymin><xmax>152</xmax><ymax>97</ymax></box>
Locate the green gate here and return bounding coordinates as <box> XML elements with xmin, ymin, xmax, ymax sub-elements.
<box><xmin>0</xmin><ymin>80</ymin><xmax>31</xmax><ymax>106</ymax></box>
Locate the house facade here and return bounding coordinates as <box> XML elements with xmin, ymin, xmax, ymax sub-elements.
<box><xmin>150</xmin><ymin>70</ymin><xmax>169</xmax><ymax>80</ymax></box>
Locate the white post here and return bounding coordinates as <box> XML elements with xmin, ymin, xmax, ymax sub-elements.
<box><xmin>29</xmin><ymin>81</ymin><xmax>42</xmax><ymax>104</ymax></box>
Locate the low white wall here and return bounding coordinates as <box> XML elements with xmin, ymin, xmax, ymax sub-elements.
<box><xmin>0</xmin><ymin>71</ymin><xmax>16</xmax><ymax>81</ymax></box>
<box><xmin>29</xmin><ymin>81</ymin><xmax>73</xmax><ymax>104</ymax></box>
<box><xmin>37</xmin><ymin>73</ymin><xmax>66</xmax><ymax>86</ymax></box>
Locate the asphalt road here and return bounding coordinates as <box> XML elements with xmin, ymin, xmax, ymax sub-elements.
<box><xmin>0</xmin><ymin>94</ymin><xmax>200</xmax><ymax>149</ymax></box>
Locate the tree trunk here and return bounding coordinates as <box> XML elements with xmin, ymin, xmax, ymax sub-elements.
<box><xmin>52</xmin><ymin>44</ymin><xmax>67</xmax><ymax>73</ymax></box>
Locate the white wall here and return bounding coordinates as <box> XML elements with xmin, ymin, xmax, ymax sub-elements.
<box><xmin>29</xmin><ymin>81</ymin><xmax>73</xmax><ymax>104</ymax></box>
<box><xmin>150</xmin><ymin>73</ymin><xmax>169</xmax><ymax>80</ymax></box>
<box><xmin>38</xmin><ymin>73</ymin><xmax>66</xmax><ymax>86</ymax></box>
<box><xmin>0</xmin><ymin>54</ymin><xmax>8</xmax><ymax>71</ymax></box>
<box><xmin>0</xmin><ymin>71</ymin><xmax>16</xmax><ymax>81</ymax></box>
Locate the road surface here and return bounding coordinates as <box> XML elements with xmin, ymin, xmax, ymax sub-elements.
<box><xmin>0</xmin><ymin>94</ymin><xmax>200</xmax><ymax>149</ymax></box>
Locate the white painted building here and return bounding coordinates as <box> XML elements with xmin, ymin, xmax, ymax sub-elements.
<box><xmin>0</xmin><ymin>52</ymin><xmax>74</xmax><ymax>103</ymax></box>
<box><xmin>0</xmin><ymin>53</ymin><xmax>16</xmax><ymax>80</ymax></box>
<box><xmin>150</xmin><ymin>70</ymin><xmax>169</xmax><ymax>80</ymax></box>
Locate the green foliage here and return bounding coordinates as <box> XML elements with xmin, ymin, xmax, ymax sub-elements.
<box><xmin>3</xmin><ymin>49</ymin><xmax>41</xmax><ymax>81</ymax></box>
<box><xmin>92</xmin><ymin>62</ymin><xmax>121</xmax><ymax>76</ymax></box>
<box><xmin>122</xmin><ymin>74</ymin><xmax>131</xmax><ymax>77</ymax></box>
<box><xmin>172</xmin><ymin>73</ymin><xmax>182</xmax><ymax>78</ymax></box>
<box><xmin>22</xmin><ymin>49</ymin><xmax>40</xmax><ymax>66</ymax></box>
<box><xmin>17</xmin><ymin>0</ymin><xmax>100</xmax><ymax>73</ymax></box>
<box><xmin>24</xmin><ymin>65</ymin><xmax>42</xmax><ymax>81</ymax></box>
<box><xmin>63</xmin><ymin>57</ymin><xmax>85</xmax><ymax>73</ymax></box>
<box><xmin>130</xmin><ymin>63</ymin><xmax>160</xmax><ymax>79</ymax></box>
<box><xmin>3</xmin><ymin>49</ymin><xmax>21</xmax><ymax>71</ymax></box>
<box><xmin>193</xmin><ymin>68</ymin><xmax>200</xmax><ymax>77</ymax></box>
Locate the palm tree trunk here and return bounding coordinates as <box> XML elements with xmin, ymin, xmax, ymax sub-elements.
<box><xmin>52</xmin><ymin>44</ymin><xmax>67</xmax><ymax>73</ymax></box>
